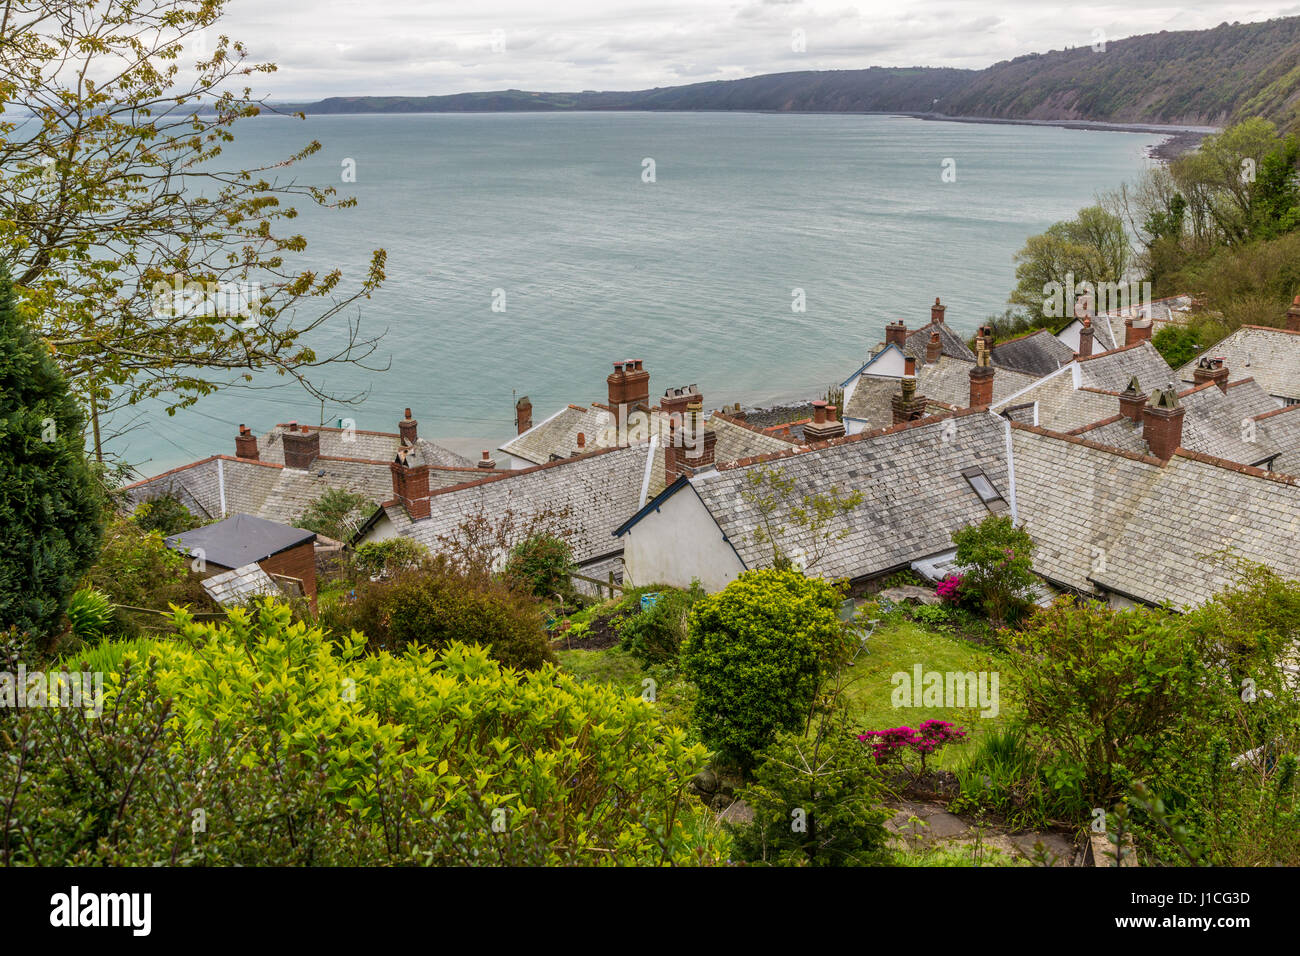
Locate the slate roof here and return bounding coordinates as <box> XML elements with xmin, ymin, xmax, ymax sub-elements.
<box><xmin>843</xmin><ymin>359</ymin><xmax>1039</xmax><ymax>426</ymax></box>
<box><xmin>499</xmin><ymin>404</ymin><xmax>613</xmax><ymax>464</ymax></box>
<box><xmin>165</xmin><ymin>513</ymin><xmax>315</xmax><ymax>569</ymax></box>
<box><xmin>376</xmin><ymin>443</ymin><xmax>654</xmax><ymax>567</ymax></box>
<box><xmin>1175</xmin><ymin>326</ymin><xmax>1300</xmax><ymax>403</ymax></box>
<box><xmin>1010</xmin><ymin>424</ymin><xmax>1300</xmax><ymax>607</ymax></box>
<box><xmin>201</xmin><ymin>564</ymin><xmax>284</xmax><ymax>607</ymax></box>
<box><xmin>991</xmin><ymin>329</ymin><xmax>1077</xmax><ymax>377</ymax></box>
<box><xmin>681</xmin><ymin>410</ymin><xmax>1013</xmax><ymax>582</ymax></box>
<box><xmin>644</xmin><ymin>413</ymin><xmax>797</xmax><ymax>496</ymax></box>
<box><xmin>903</xmin><ymin>321</ymin><xmax>975</xmax><ymax>364</ymax></box>
<box><xmin>990</xmin><ymin>342</ymin><xmax>1176</xmax><ymax>432</ymax></box>
<box><xmin>121</xmin><ymin>421</ymin><xmax>487</xmax><ymax>528</ymax></box>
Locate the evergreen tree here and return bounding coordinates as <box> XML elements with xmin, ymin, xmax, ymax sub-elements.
<box><xmin>0</xmin><ymin>264</ymin><xmax>102</xmax><ymax>637</ymax></box>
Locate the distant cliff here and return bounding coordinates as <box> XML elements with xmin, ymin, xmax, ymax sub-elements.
<box><xmin>286</xmin><ymin>17</ymin><xmax>1300</xmax><ymax>131</ymax></box>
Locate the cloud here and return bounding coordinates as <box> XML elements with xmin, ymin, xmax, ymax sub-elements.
<box><xmin>216</xmin><ymin>0</ymin><xmax>1300</xmax><ymax>98</ymax></box>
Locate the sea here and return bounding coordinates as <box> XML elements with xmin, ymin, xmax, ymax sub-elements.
<box><xmin>109</xmin><ymin>110</ymin><xmax>1165</xmax><ymax>472</ymax></box>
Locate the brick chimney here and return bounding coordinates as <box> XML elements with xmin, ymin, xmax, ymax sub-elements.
<box><xmin>804</xmin><ymin>398</ymin><xmax>846</xmax><ymax>442</ymax></box>
<box><xmin>282</xmin><ymin>421</ymin><xmax>321</xmax><ymax>470</ymax></box>
<box><xmin>930</xmin><ymin>297</ymin><xmax>946</xmax><ymax>324</ymax></box>
<box><xmin>679</xmin><ymin>401</ymin><xmax>717</xmax><ymax>476</ymax></box>
<box><xmin>515</xmin><ymin>396</ymin><xmax>533</xmax><ymax>435</ymax></box>
<box><xmin>478</xmin><ymin>450</ymin><xmax>496</xmax><ymax>469</ymax></box>
<box><xmin>1192</xmin><ymin>356</ymin><xmax>1229</xmax><ymax>392</ymax></box>
<box><xmin>969</xmin><ymin>342</ymin><xmax>995</xmax><ymax>408</ymax></box>
<box><xmin>1124</xmin><ymin>317</ymin><xmax>1153</xmax><ymax>346</ymax></box>
<box><xmin>1077</xmin><ymin>317</ymin><xmax>1094</xmax><ymax>359</ymax></box>
<box><xmin>1141</xmin><ymin>384</ymin><xmax>1185</xmax><ymax>462</ymax></box>
<box><xmin>891</xmin><ymin>356</ymin><xmax>928</xmax><ymax>425</ymax></box>
<box><xmin>235</xmin><ymin>424</ymin><xmax>259</xmax><ymax>461</ymax></box>
<box><xmin>660</xmin><ymin>384</ymin><xmax>701</xmax><ymax>422</ymax></box>
<box><xmin>925</xmin><ymin>330</ymin><xmax>942</xmax><ymax>364</ymax></box>
<box><xmin>885</xmin><ymin>320</ymin><xmax>908</xmax><ymax>348</ymax></box>
<box><xmin>390</xmin><ymin>447</ymin><xmax>431</xmax><ymax>520</ymax></box>
<box><xmin>1287</xmin><ymin>295</ymin><xmax>1300</xmax><ymax>332</ymax></box>
<box><xmin>607</xmin><ymin>359</ymin><xmax>650</xmax><ymax>428</ymax></box>
<box><xmin>399</xmin><ymin>408</ymin><xmax>418</xmax><ymax>446</ymax></box>
<box><xmin>663</xmin><ymin>419</ymin><xmax>681</xmax><ymax>485</ymax></box>
<box><xmin>1118</xmin><ymin>377</ymin><xmax>1147</xmax><ymax>422</ymax></box>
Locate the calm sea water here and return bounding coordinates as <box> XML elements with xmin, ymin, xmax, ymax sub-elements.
<box><xmin>113</xmin><ymin>111</ymin><xmax>1160</xmax><ymax>472</ymax></box>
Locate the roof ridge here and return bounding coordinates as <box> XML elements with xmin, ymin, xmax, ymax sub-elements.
<box><xmin>1172</xmin><ymin>448</ymin><xmax>1300</xmax><ymax>484</ymax></box>
<box><xmin>1008</xmin><ymin>421</ymin><xmax>1165</xmax><ymax>466</ymax></box>
<box><xmin>121</xmin><ymin>454</ymin><xmax>283</xmax><ymax>490</ymax></box>
<box><xmin>1242</xmin><ymin>324</ymin><xmax>1300</xmax><ymax>336</ymax></box>
<box><xmin>1075</xmin><ymin>340</ymin><xmax>1148</xmax><ymax>362</ymax></box>
<box><xmin>1253</xmin><ymin>403</ymin><xmax>1300</xmax><ymax>422</ymax></box>
<box><xmin>419</xmin><ymin>440</ymin><xmax>644</xmax><ymax>504</ymax></box>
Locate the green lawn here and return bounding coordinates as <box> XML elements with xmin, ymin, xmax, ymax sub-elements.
<box><xmin>839</xmin><ymin>620</ymin><xmax>1015</xmax><ymax>769</ymax></box>
<box><xmin>556</xmin><ymin>619</ymin><xmax>1016</xmax><ymax>768</ymax></box>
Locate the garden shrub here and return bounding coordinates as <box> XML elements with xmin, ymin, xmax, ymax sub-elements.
<box><xmin>1</xmin><ymin>601</ymin><xmax>727</xmax><ymax>865</ymax></box>
<box><xmin>617</xmin><ymin>582</ymin><xmax>706</xmax><ymax>666</ymax></box>
<box><xmin>131</xmin><ymin>492</ymin><xmax>199</xmax><ymax>536</ymax></box>
<box><xmin>296</xmin><ymin>488</ymin><xmax>376</xmax><ymax>542</ymax></box>
<box><xmin>681</xmin><ymin>569</ymin><xmax>851</xmax><ymax>768</ymax></box>
<box><xmin>503</xmin><ymin>533</ymin><xmax>576</xmax><ymax>601</ymax></box>
<box><xmin>323</xmin><ymin>557</ymin><xmax>555</xmax><ymax>670</ymax></box>
<box><xmin>351</xmin><ymin>537</ymin><xmax>429</xmax><ymax>579</ymax></box>
<box><xmin>730</xmin><ymin>723</ymin><xmax>889</xmax><ymax>866</ymax></box>
<box><xmin>83</xmin><ymin>517</ymin><xmax>214</xmax><ymax>634</ymax></box>
<box><xmin>0</xmin><ymin>265</ymin><xmax>103</xmax><ymax>639</ymax></box>
<box><xmin>951</xmin><ymin>515</ymin><xmax>1037</xmax><ymax>626</ymax></box>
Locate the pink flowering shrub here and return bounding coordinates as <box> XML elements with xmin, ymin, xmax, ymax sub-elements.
<box><xmin>935</xmin><ymin>574</ymin><xmax>964</xmax><ymax>603</ymax></box>
<box><xmin>859</xmin><ymin>720</ymin><xmax>968</xmax><ymax>772</ymax></box>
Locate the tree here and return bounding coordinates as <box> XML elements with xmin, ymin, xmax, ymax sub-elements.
<box><xmin>1009</xmin><ymin>205</ymin><xmax>1131</xmax><ymax>316</ymax></box>
<box><xmin>295</xmin><ymin>488</ymin><xmax>375</xmax><ymax>542</ymax></box>
<box><xmin>1151</xmin><ymin>324</ymin><xmax>1203</xmax><ymax>369</ymax></box>
<box><xmin>504</xmin><ymin>533</ymin><xmax>577</xmax><ymax>602</ymax></box>
<box><xmin>1249</xmin><ymin>134</ymin><xmax>1300</xmax><ymax>241</ymax></box>
<box><xmin>681</xmin><ymin>569</ymin><xmax>850</xmax><ymax>768</ymax></box>
<box><xmin>0</xmin><ymin>263</ymin><xmax>102</xmax><ymax>638</ymax></box>
<box><xmin>1170</xmin><ymin>118</ymin><xmax>1280</xmax><ymax>246</ymax></box>
<box><xmin>951</xmin><ymin>514</ymin><xmax>1037</xmax><ymax>626</ymax></box>
<box><xmin>740</xmin><ymin>465</ymin><xmax>863</xmax><ymax>571</ymax></box>
<box><xmin>132</xmin><ymin>491</ymin><xmax>199</xmax><ymax>536</ymax></box>
<box><xmin>0</xmin><ymin>0</ymin><xmax>387</xmax><ymax>458</ymax></box>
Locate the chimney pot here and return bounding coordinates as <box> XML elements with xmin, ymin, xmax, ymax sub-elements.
<box><xmin>577</xmin><ymin>432</ymin><xmax>586</xmax><ymax>449</ymax></box>
<box><xmin>515</xmin><ymin>395</ymin><xmax>533</xmax><ymax>435</ymax></box>
<box><xmin>926</xmin><ymin>330</ymin><xmax>942</xmax><ymax>364</ymax></box>
<box><xmin>478</xmin><ymin>450</ymin><xmax>496</xmax><ymax>469</ymax></box>
<box><xmin>812</xmin><ymin>399</ymin><xmax>828</xmax><ymax>425</ymax></box>
<box><xmin>399</xmin><ymin>408</ymin><xmax>418</xmax><ymax>445</ymax></box>
<box><xmin>930</xmin><ymin>297</ymin><xmax>946</xmax><ymax>324</ymax></box>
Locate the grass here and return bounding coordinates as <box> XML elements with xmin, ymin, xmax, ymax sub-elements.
<box><xmin>837</xmin><ymin>619</ymin><xmax>1016</xmax><ymax>770</ymax></box>
<box><xmin>556</xmin><ymin>646</ymin><xmax>696</xmax><ymax>731</ymax></box>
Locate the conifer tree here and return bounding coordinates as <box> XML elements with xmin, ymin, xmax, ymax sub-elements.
<box><xmin>0</xmin><ymin>264</ymin><xmax>102</xmax><ymax>637</ymax></box>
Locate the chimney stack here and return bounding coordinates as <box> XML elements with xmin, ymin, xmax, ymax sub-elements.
<box><xmin>606</xmin><ymin>359</ymin><xmax>650</xmax><ymax>428</ymax></box>
<box><xmin>885</xmin><ymin>320</ymin><xmax>908</xmax><ymax>348</ymax></box>
<box><xmin>1287</xmin><ymin>295</ymin><xmax>1300</xmax><ymax>332</ymax></box>
<box><xmin>1125</xmin><ymin>317</ymin><xmax>1153</xmax><ymax>346</ymax></box>
<box><xmin>925</xmin><ymin>330</ymin><xmax>942</xmax><ymax>364</ymax></box>
<box><xmin>679</xmin><ymin>401</ymin><xmax>717</xmax><ymax>476</ymax></box>
<box><xmin>660</xmin><ymin>384</ymin><xmax>702</xmax><ymax>422</ymax></box>
<box><xmin>1141</xmin><ymin>384</ymin><xmax>1186</xmax><ymax>462</ymax></box>
<box><xmin>478</xmin><ymin>450</ymin><xmax>496</xmax><ymax>469</ymax></box>
<box><xmin>515</xmin><ymin>396</ymin><xmax>533</xmax><ymax>435</ymax></box>
<box><xmin>390</xmin><ymin>447</ymin><xmax>431</xmax><ymax>520</ymax></box>
<box><xmin>969</xmin><ymin>341</ymin><xmax>995</xmax><ymax>408</ymax></box>
<box><xmin>1119</xmin><ymin>377</ymin><xmax>1147</xmax><ymax>422</ymax></box>
<box><xmin>1192</xmin><ymin>356</ymin><xmax>1229</xmax><ymax>392</ymax></box>
<box><xmin>930</xmin><ymin>297</ymin><xmax>946</xmax><ymax>325</ymax></box>
<box><xmin>282</xmin><ymin>421</ymin><xmax>321</xmax><ymax>470</ymax></box>
<box><xmin>891</xmin><ymin>356</ymin><xmax>928</xmax><ymax>425</ymax></box>
<box><xmin>804</xmin><ymin>398</ymin><xmax>846</xmax><ymax>442</ymax></box>
<box><xmin>235</xmin><ymin>424</ymin><xmax>259</xmax><ymax>461</ymax></box>
<box><xmin>1077</xmin><ymin>317</ymin><xmax>1094</xmax><ymax>359</ymax></box>
<box><xmin>399</xmin><ymin>408</ymin><xmax>418</xmax><ymax>446</ymax></box>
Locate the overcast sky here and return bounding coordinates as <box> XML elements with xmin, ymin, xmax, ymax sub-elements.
<box><xmin>218</xmin><ymin>1</ymin><xmax>1300</xmax><ymax>99</ymax></box>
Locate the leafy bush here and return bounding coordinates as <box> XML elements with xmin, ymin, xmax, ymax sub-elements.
<box><xmin>0</xmin><ymin>265</ymin><xmax>103</xmax><ymax>639</ymax></box>
<box><xmin>906</xmin><ymin>601</ymin><xmax>955</xmax><ymax>630</ymax></box>
<box><xmin>681</xmin><ymin>569</ymin><xmax>850</xmax><ymax>768</ymax></box>
<box><xmin>950</xmin><ymin>727</ymin><xmax>1058</xmax><ymax>830</ymax></box>
<box><xmin>131</xmin><ymin>492</ymin><xmax>199</xmax><ymax>537</ymax></box>
<box><xmin>617</xmin><ymin>583</ymin><xmax>706</xmax><ymax>666</ymax></box>
<box><xmin>63</xmin><ymin>588</ymin><xmax>115</xmax><ymax>643</ymax></box>
<box><xmin>322</xmin><ymin>557</ymin><xmax>555</xmax><ymax>670</ymax></box>
<box><xmin>730</xmin><ymin>724</ymin><xmax>889</xmax><ymax>866</ymax></box>
<box><xmin>504</xmin><ymin>533</ymin><xmax>576</xmax><ymax>601</ymax></box>
<box><xmin>296</xmin><ymin>488</ymin><xmax>376</xmax><ymax>542</ymax></box>
<box><xmin>83</xmin><ymin>517</ymin><xmax>214</xmax><ymax>633</ymax></box>
<box><xmin>951</xmin><ymin>515</ymin><xmax>1037</xmax><ymax>626</ymax></box>
<box><xmin>859</xmin><ymin>720</ymin><xmax>968</xmax><ymax>773</ymax></box>
<box><xmin>1</xmin><ymin>602</ymin><xmax>727</xmax><ymax>865</ymax></box>
<box><xmin>351</xmin><ymin>537</ymin><xmax>429</xmax><ymax>579</ymax></box>
<box><xmin>1151</xmin><ymin>324</ymin><xmax>1204</xmax><ymax>369</ymax></box>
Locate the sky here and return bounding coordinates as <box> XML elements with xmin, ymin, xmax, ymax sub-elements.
<box><xmin>215</xmin><ymin>0</ymin><xmax>1300</xmax><ymax>100</ymax></box>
